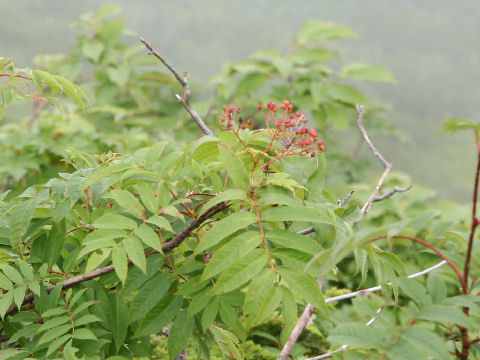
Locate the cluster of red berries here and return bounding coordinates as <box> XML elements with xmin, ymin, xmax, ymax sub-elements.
<box><xmin>220</xmin><ymin>100</ymin><xmax>326</xmax><ymax>159</ymax></box>
<box><xmin>220</xmin><ymin>104</ymin><xmax>254</xmax><ymax>130</ymax></box>
<box><xmin>257</xmin><ymin>100</ymin><xmax>326</xmax><ymax>157</ymax></box>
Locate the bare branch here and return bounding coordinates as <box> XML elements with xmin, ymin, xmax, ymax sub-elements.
<box><xmin>139</xmin><ymin>37</ymin><xmax>214</xmax><ymax>136</ymax></box>
<box><xmin>356</xmin><ymin>105</ymin><xmax>393</xmax><ymax>214</ymax></box>
<box><xmin>6</xmin><ymin>202</ymin><xmax>228</xmax><ymax>316</ymax></box>
<box><xmin>338</xmin><ymin>190</ymin><xmax>355</xmax><ymax>207</ymax></box>
<box><xmin>372</xmin><ymin>185</ymin><xmax>412</xmax><ymax>203</ymax></box>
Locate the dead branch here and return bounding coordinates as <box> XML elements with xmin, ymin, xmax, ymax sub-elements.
<box><xmin>139</xmin><ymin>37</ymin><xmax>214</xmax><ymax>136</ymax></box>
<box><xmin>372</xmin><ymin>185</ymin><xmax>412</xmax><ymax>203</ymax></box>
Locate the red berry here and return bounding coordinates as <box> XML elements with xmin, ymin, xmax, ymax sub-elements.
<box><xmin>223</xmin><ymin>105</ymin><xmax>228</xmax><ymax>111</ymax></box>
<box><xmin>240</xmin><ymin>124</ymin><xmax>247</xmax><ymax>130</ymax></box>
<box><xmin>318</xmin><ymin>140</ymin><xmax>324</xmax><ymax>146</ymax></box>
<box><xmin>237</xmin><ymin>108</ymin><xmax>242</xmax><ymax>114</ymax></box>
<box><xmin>311</xmin><ymin>152</ymin><xmax>316</xmax><ymax>158</ymax></box>
<box><xmin>257</xmin><ymin>104</ymin><xmax>262</xmax><ymax>110</ymax></box>
<box><xmin>296</xmin><ymin>111</ymin><xmax>302</xmax><ymax>117</ymax></box>
<box><xmin>247</xmin><ymin>119</ymin><xmax>254</xmax><ymax>126</ymax></box>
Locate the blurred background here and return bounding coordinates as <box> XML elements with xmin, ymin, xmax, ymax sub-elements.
<box><xmin>1</xmin><ymin>0</ymin><xmax>478</xmax><ymax>201</ymax></box>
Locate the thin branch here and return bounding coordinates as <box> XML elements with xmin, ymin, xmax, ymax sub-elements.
<box><xmin>5</xmin><ymin>202</ymin><xmax>228</xmax><ymax>316</ymax></box>
<box><xmin>324</xmin><ymin>260</ymin><xmax>446</xmax><ymax>304</ymax></box>
<box><xmin>372</xmin><ymin>185</ymin><xmax>412</xmax><ymax>203</ymax></box>
<box><xmin>338</xmin><ymin>190</ymin><xmax>355</xmax><ymax>207</ymax></box>
<box><xmin>356</xmin><ymin>105</ymin><xmax>393</xmax><ymax>214</ymax></box>
<box><xmin>139</xmin><ymin>37</ymin><xmax>214</xmax><ymax>136</ymax></box>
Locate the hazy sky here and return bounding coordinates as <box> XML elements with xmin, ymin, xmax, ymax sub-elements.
<box><xmin>1</xmin><ymin>0</ymin><xmax>479</xmax><ymax>201</ymax></box>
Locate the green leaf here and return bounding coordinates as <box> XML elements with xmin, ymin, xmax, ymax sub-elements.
<box><xmin>417</xmin><ymin>304</ymin><xmax>471</xmax><ymax>328</ymax></box>
<box><xmin>168</xmin><ymin>310</ymin><xmax>195</xmax><ymax>359</ymax></box>
<box><xmin>262</xmin><ymin>205</ymin><xmax>336</xmax><ymax>226</ymax></box>
<box><xmin>1</xmin><ymin>265</ymin><xmax>23</xmax><ymax>285</ymax></box>
<box><xmin>134</xmin><ymin>295</ymin><xmax>183</xmax><ymax>338</ymax></box>
<box><xmin>38</xmin><ymin>323</ymin><xmax>72</xmax><ymax>344</ymax></box>
<box><xmin>298</xmin><ymin>20</ymin><xmax>357</xmax><ymax>44</ymax></box>
<box><xmin>128</xmin><ymin>272</ymin><xmax>174</xmax><ymax>323</ymax></box>
<box><xmin>112</xmin><ymin>244</ymin><xmax>128</xmax><ymax>285</ymax></box>
<box><xmin>144</xmin><ymin>142</ymin><xmax>168</xmax><ymax>168</ymax></box>
<box><xmin>277</xmin><ymin>266</ymin><xmax>328</xmax><ymax>317</ymax></box>
<box><xmin>245</xmin><ymin>270</ymin><xmax>281</xmax><ymax>327</ymax></box>
<box><xmin>82</xmin><ymin>41</ymin><xmax>105</xmax><ymax>62</ymax></box>
<box><xmin>136</xmin><ymin>182</ymin><xmax>158</xmax><ymax>214</ymax></box>
<box><xmin>194</xmin><ymin>212</ymin><xmax>257</xmax><ymax>255</ymax></box>
<box><xmin>108</xmin><ymin>294</ymin><xmax>128</xmax><ymax>351</ymax></box>
<box><xmin>235</xmin><ymin>72</ymin><xmax>269</xmax><ymax>96</ymax></box>
<box><xmin>402</xmin><ymin>326</ymin><xmax>449</xmax><ymax>360</ymax></box>
<box><xmin>46</xmin><ymin>334</ymin><xmax>71</xmax><ymax>356</ymax></box>
<box><xmin>290</xmin><ymin>48</ymin><xmax>333</xmax><ymax>65</ymax></box>
<box><xmin>93</xmin><ymin>214</ymin><xmax>137</xmax><ymax>230</ymax></box>
<box><xmin>110</xmin><ymin>189</ymin><xmax>145</xmax><ymax>218</ymax></box>
<box><xmin>198</xmin><ymin>189</ymin><xmax>246</xmax><ymax>216</ymax></box>
<box><xmin>427</xmin><ymin>273</ymin><xmax>447</xmax><ymax>303</ymax></box>
<box><xmin>280</xmin><ymin>286</ymin><xmax>297</xmax><ymax>345</ymax></box>
<box><xmin>107</xmin><ymin>67</ymin><xmax>129</xmax><ymax>87</ymax></box>
<box><xmin>218</xmin><ymin>146</ymin><xmax>250</xmax><ymax>189</ymax></box>
<box><xmin>0</xmin><ymin>291</ymin><xmax>13</xmax><ymax>319</ymax></box>
<box><xmin>327</xmin><ymin>83</ymin><xmax>368</xmax><ymax>105</ymax></box>
<box><xmin>266</xmin><ymin>230</ymin><xmax>322</xmax><ymax>254</ymax></box>
<box><xmin>202</xmin><ymin>297</ymin><xmax>219</xmax><ymax>332</ymax></box>
<box><xmin>123</xmin><ymin>234</ymin><xmax>146</xmax><ymax>273</ymax></box>
<box><xmin>341</xmin><ymin>63</ymin><xmax>397</xmax><ymax>83</ymax></box>
<box><xmin>210</xmin><ymin>325</ymin><xmax>244</xmax><ymax>360</ymax></box>
<box><xmin>442</xmin><ymin>118</ymin><xmax>480</xmax><ymax>135</ymax></box>
<box><xmin>54</xmin><ymin>75</ymin><xmax>86</xmax><ymax>111</ymax></box>
<box><xmin>211</xmin><ymin>248</ymin><xmax>267</xmax><ymax>295</ymax></box>
<box><xmin>0</xmin><ymin>273</ymin><xmax>13</xmax><ymax>291</ymax></box>
<box><xmin>201</xmin><ymin>231</ymin><xmax>262</xmax><ymax>281</ymax></box>
<box><xmin>44</xmin><ymin>220</ymin><xmax>66</xmax><ymax>266</ymax></box>
<box><xmin>73</xmin><ymin>328</ymin><xmax>96</xmax><ymax>340</ymax></box>
<box><xmin>134</xmin><ymin>224</ymin><xmax>162</xmax><ymax>252</ymax></box>
<box><xmin>328</xmin><ymin>322</ymin><xmax>390</xmax><ymax>349</ymax></box>
<box><xmin>8</xmin><ymin>199</ymin><xmax>37</xmax><ymax>251</ymax></box>
<box><xmin>13</xmin><ymin>286</ymin><xmax>26</xmax><ymax>311</ymax></box>
<box><xmin>187</xmin><ymin>286</ymin><xmax>212</xmax><ymax>318</ymax></box>
<box><xmin>146</xmin><ymin>215</ymin><xmax>174</xmax><ymax>233</ymax></box>
<box><xmin>386</xmin><ymin>338</ymin><xmax>428</xmax><ymax>360</ymax></box>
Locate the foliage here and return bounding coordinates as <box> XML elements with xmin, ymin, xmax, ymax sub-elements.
<box><xmin>1</xmin><ymin>5</ymin><xmax>480</xmax><ymax>360</ymax></box>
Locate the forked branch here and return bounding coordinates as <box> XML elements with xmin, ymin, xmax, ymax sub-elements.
<box><xmin>140</xmin><ymin>37</ymin><xmax>214</xmax><ymax>136</ymax></box>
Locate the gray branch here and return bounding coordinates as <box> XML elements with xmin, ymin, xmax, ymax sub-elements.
<box><xmin>140</xmin><ymin>37</ymin><xmax>214</xmax><ymax>136</ymax></box>
<box><xmin>372</xmin><ymin>185</ymin><xmax>412</xmax><ymax>203</ymax></box>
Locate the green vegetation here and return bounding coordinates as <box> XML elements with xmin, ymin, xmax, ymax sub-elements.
<box><xmin>0</xmin><ymin>6</ymin><xmax>479</xmax><ymax>360</ymax></box>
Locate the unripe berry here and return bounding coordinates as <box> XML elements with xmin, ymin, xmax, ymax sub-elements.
<box><xmin>247</xmin><ymin>119</ymin><xmax>254</xmax><ymax>126</ymax></box>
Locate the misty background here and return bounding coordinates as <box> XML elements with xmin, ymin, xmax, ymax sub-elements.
<box><xmin>1</xmin><ymin>0</ymin><xmax>478</xmax><ymax>202</ymax></box>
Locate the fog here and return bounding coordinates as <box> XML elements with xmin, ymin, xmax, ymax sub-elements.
<box><xmin>1</xmin><ymin>0</ymin><xmax>479</xmax><ymax>201</ymax></box>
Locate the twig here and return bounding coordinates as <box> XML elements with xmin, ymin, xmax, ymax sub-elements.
<box><xmin>356</xmin><ymin>105</ymin><xmax>393</xmax><ymax>214</ymax></box>
<box><xmin>5</xmin><ymin>202</ymin><xmax>228</xmax><ymax>316</ymax></box>
<box><xmin>372</xmin><ymin>185</ymin><xmax>412</xmax><ymax>203</ymax></box>
<box><xmin>337</xmin><ymin>190</ymin><xmax>355</xmax><ymax>207</ymax></box>
<box><xmin>139</xmin><ymin>37</ymin><xmax>214</xmax><ymax>136</ymax></box>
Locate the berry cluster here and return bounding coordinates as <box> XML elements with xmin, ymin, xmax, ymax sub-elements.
<box><xmin>220</xmin><ymin>104</ymin><xmax>254</xmax><ymax>130</ymax></box>
<box><xmin>257</xmin><ymin>100</ymin><xmax>326</xmax><ymax>157</ymax></box>
<box><xmin>219</xmin><ymin>100</ymin><xmax>326</xmax><ymax>169</ymax></box>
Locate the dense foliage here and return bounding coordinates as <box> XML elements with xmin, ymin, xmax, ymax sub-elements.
<box><xmin>1</xmin><ymin>6</ymin><xmax>479</xmax><ymax>360</ymax></box>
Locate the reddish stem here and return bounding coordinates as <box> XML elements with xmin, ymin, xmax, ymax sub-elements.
<box><xmin>367</xmin><ymin>235</ymin><xmax>463</xmax><ymax>282</ymax></box>
<box><xmin>0</xmin><ymin>73</ymin><xmax>32</xmax><ymax>80</ymax></box>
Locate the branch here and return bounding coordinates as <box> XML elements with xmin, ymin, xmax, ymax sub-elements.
<box><xmin>372</xmin><ymin>185</ymin><xmax>412</xmax><ymax>203</ymax></box>
<box><xmin>6</xmin><ymin>202</ymin><xmax>228</xmax><ymax>316</ymax></box>
<box><xmin>139</xmin><ymin>37</ymin><xmax>214</xmax><ymax>136</ymax></box>
<box><xmin>337</xmin><ymin>190</ymin><xmax>355</xmax><ymax>207</ymax></box>
<box><xmin>356</xmin><ymin>105</ymin><xmax>393</xmax><ymax>214</ymax></box>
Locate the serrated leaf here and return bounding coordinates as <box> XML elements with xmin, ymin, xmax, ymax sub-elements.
<box><xmin>168</xmin><ymin>310</ymin><xmax>195</xmax><ymax>359</ymax></box>
<box><xmin>108</xmin><ymin>294</ymin><xmax>128</xmax><ymax>351</ymax></box>
<box><xmin>187</xmin><ymin>286</ymin><xmax>212</xmax><ymax>318</ymax></box>
<box><xmin>46</xmin><ymin>334</ymin><xmax>71</xmax><ymax>356</ymax></box>
<box><xmin>298</xmin><ymin>20</ymin><xmax>357</xmax><ymax>44</ymax></box>
<box><xmin>341</xmin><ymin>63</ymin><xmax>396</xmax><ymax>83</ymax></box>
<box><xmin>402</xmin><ymin>326</ymin><xmax>449</xmax><ymax>360</ymax></box>
<box><xmin>235</xmin><ymin>72</ymin><xmax>269</xmax><ymax>96</ymax></box>
<box><xmin>328</xmin><ymin>322</ymin><xmax>390</xmax><ymax>349</ymax></box>
<box><xmin>194</xmin><ymin>212</ymin><xmax>257</xmax><ymax>255</ymax></box>
<box><xmin>202</xmin><ymin>297</ymin><xmax>219</xmax><ymax>332</ymax></box>
<box><xmin>0</xmin><ymin>291</ymin><xmax>13</xmax><ymax>319</ymax></box>
<box><xmin>266</xmin><ymin>230</ymin><xmax>322</xmax><ymax>254</ymax></box>
<box><xmin>277</xmin><ymin>266</ymin><xmax>327</xmax><ymax>317</ymax></box>
<box><xmin>82</xmin><ymin>41</ymin><xmax>105</xmax><ymax>62</ymax></box>
<box><xmin>218</xmin><ymin>146</ymin><xmax>250</xmax><ymax>189</ymax></box>
<box><xmin>198</xmin><ymin>189</ymin><xmax>246</xmax><ymax>216</ymax></box>
<box><xmin>134</xmin><ymin>224</ymin><xmax>162</xmax><ymax>252</ymax></box>
<box><xmin>146</xmin><ymin>215</ymin><xmax>174</xmax><ymax>233</ymax></box>
<box><xmin>134</xmin><ymin>295</ymin><xmax>183</xmax><ymax>338</ymax></box>
<box><xmin>123</xmin><ymin>234</ymin><xmax>146</xmax><ymax>273</ymax></box>
<box><xmin>442</xmin><ymin>118</ymin><xmax>480</xmax><ymax>135</ymax></box>
<box><xmin>417</xmin><ymin>305</ymin><xmax>471</xmax><ymax>328</ymax></box>
<box><xmin>38</xmin><ymin>323</ymin><xmax>72</xmax><ymax>344</ymax></box>
<box><xmin>201</xmin><ymin>231</ymin><xmax>262</xmax><ymax>281</ymax></box>
<box><xmin>13</xmin><ymin>286</ymin><xmax>26</xmax><ymax>311</ymax></box>
<box><xmin>1</xmin><ymin>265</ymin><xmax>23</xmax><ymax>285</ymax></box>
<box><xmin>73</xmin><ymin>328</ymin><xmax>96</xmax><ymax>340</ymax></box>
<box><xmin>136</xmin><ymin>182</ymin><xmax>158</xmax><ymax>214</ymax></box>
<box><xmin>93</xmin><ymin>213</ymin><xmax>137</xmax><ymax>230</ymax></box>
<box><xmin>262</xmin><ymin>205</ymin><xmax>335</xmax><ymax>226</ymax></box>
<box><xmin>110</xmin><ymin>189</ymin><xmax>145</xmax><ymax>218</ymax></box>
<box><xmin>112</xmin><ymin>244</ymin><xmax>128</xmax><ymax>285</ymax></box>
<box><xmin>211</xmin><ymin>249</ymin><xmax>267</xmax><ymax>295</ymax></box>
